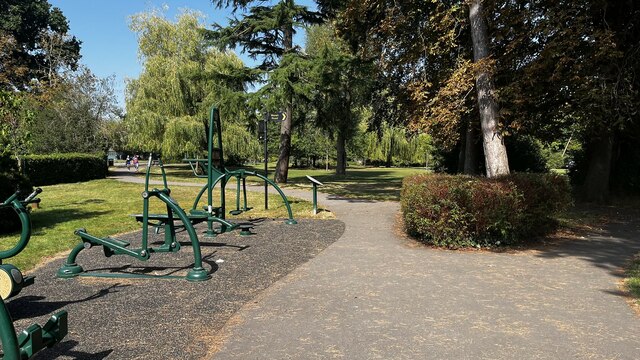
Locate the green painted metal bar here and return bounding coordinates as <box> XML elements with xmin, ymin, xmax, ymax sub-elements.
<box><xmin>155</xmin><ymin>190</ymin><xmax>209</xmax><ymax>281</ymax></box>
<box><xmin>242</xmin><ymin>176</ymin><xmax>248</xmax><ymax>211</ymax></box>
<box><xmin>245</xmin><ymin>171</ymin><xmax>297</xmax><ymax>224</ymax></box>
<box><xmin>0</xmin><ymin>298</ymin><xmax>20</xmax><ymax>360</ymax></box>
<box><xmin>0</xmin><ymin>188</ymin><xmax>41</xmax><ymax>262</ymax></box>
<box><xmin>75</xmin><ymin>230</ymin><xmax>148</xmax><ymax>260</ymax></box>
<box><xmin>235</xmin><ymin>175</ymin><xmax>241</xmax><ymax>212</ymax></box>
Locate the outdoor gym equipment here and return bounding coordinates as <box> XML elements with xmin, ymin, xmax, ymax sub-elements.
<box><xmin>0</xmin><ymin>189</ymin><xmax>69</xmax><ymax>360</ymax></box>
<box><xmin>184</xmin><ymin>106</ymin><xmax>296</xmax><ymax>238</ymax></box>
<box><xmin>57</xmin><ymin>155</ymin><xmax>210</xmax><ymax>281</ymax></box>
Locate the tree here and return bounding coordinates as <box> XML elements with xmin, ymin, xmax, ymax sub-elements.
<box><xmin>305</xmin><ymin>24</ymin><xmax>367</xmax><ymax>175</ymax></box>
<box><xmin>468</xmin><ymin>0</ymin><xmax>509</xmax><ymax>177</ymax></box>
<box><xmin>125</xmin><ymin>10</ymin><xmax>252</xmax><ymax>160</ymax></box>
<box><xmin>27</xmin><ymin>67</ymin><xmax>120</xmax><ymax>154</ymax></box>
<box><xmin>0</xmin><ymin>90</ymin><xmax>32</xmax><ymax>160</ymax></box>
<box><xmin>210</xmin><ymin>0</ymin><xmax>323</xmax><ymax>182</ymax></box>
<box><xmin>0</xmin><ymin>0</ymin><xmax>80</xmax><ymax>90</ymax></box>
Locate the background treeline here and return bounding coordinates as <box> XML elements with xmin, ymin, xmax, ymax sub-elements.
<box><xmin>2</xmin><ymin>0</ymin><xmax>639</xmax><ymax>205</ymax></box>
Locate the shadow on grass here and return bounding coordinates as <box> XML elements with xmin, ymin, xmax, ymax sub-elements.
<box><xmin>7</xmin><ymin>284</ymin><xmax>129</xmax><ymax>320</ymax></box>
<box><xmin>31</xmin><ymin>208</ymin><xmax>113</xmax><ymax>231</ymax></box>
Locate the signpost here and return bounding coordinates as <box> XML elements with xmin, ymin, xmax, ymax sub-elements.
<box><xmin>306</xmin><ymin>175</ymin><xmax>323</xmax><ymax>215</ymax></box>
<box><xmin>260</xmin><ymin>111</ymin><xmax>286</xmax><ymax>209</ymax></box>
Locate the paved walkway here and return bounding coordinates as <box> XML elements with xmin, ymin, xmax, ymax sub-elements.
<box><xmin>110</xmin><ymin>170</ymin><xmax>640</xmax><ymax>359</ymax></box>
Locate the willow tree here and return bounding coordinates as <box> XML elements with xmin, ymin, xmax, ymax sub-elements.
<box><xmin>210</xmin><ymin>0</ymin><xmax>323</xmax><ymax>182</ymax></box>
<box><xmin>125</xmin><ymin>10</ymin><xmax>252</xmax><ymax>160</ymax></box>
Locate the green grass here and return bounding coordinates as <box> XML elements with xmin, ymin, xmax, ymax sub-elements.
<box><xmin>626</xmin><ymin>256</ymin><xmax>640</xmax><ymax>302</ymax></box>
<box><xmin>120</xmin><ymin>163</ymin><xmax>428</xmax><ymax>201</ymax></box>
<box><xmin>0</xmin><ymin>179</ymin><xmax>325</xmax><ymax>272</ymax></box>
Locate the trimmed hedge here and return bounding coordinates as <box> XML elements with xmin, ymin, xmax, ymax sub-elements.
<box><xmin>22</xmin><ymin>153</ymin><xmax>108</xmax><ymax>186</ymax></box>
<box><xmin>0</xmin><ymin>155</ymin><xmax>33</xmax><ymax>233</ymax></box>
<box><xmin>401</xmin><ymin>173</ymin><xmax>572</xmax><ymax>248</ymax></box>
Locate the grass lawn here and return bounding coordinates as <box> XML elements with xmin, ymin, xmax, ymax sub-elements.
<box><xmin>0</xmin><ymin>179</ymin><xmax>325</xmax><ymax>272</ymax></box>
<box><xmin>626</xmin><ymin>256</ymin><xmax>640</xmax><ymax>304</ymax></box>
<box><xmin>120</xmin><ymin>163</ymin><xmax>428</xmax><ymax>201</ymax></box>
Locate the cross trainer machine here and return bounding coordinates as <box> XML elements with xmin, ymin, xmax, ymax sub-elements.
<box><xmin>184</xmin><ymin>106</ymin><xmax>297</xmax><ymax>238</ymax></box>
<box><xmin>57</xmin><ymin>156</ymin><xmax>210</xmax><ymax>281</ymax></box>
<box><xmin>1</xmin><ymin>189</ymin><xmax>69</xmax><ymax>359</ymax></box>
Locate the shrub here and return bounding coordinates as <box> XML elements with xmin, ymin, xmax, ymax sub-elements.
<box><xmin>401</xmin><ymin>173</ymin><xmax>571</xmax><ymax>248</ymax></box>
<box><xmin>0</xmin><ymin>155</ymin><xmax>33</xmax><ymax>233</ymax></box>
<box><xmin>22</xmin><ymin>153</ymin><xmax>107</xmax><ymax>186</ymax></box>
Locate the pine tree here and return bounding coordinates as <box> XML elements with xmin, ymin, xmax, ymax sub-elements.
<box><xmin>210</xmin><ymin>0</ymin><xmax>323</xmax><ymax>183</ymax></box>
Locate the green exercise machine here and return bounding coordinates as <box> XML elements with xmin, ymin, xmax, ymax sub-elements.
<box><xmin>1</xmin><ymin>189</ymin><xmax>68</xmax><ymax>359</ymax></box>
<box><xmin>57</xmin><ymin>156</ymin><xmax>211</xmax><ymax>281</ymax></box>
<box><xmin>184</xmin><ymin>106</ymin><xmax>296</xmax><ymax>238</ymax></box>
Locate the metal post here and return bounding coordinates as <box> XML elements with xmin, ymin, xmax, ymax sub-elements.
<box><xmin>264</xmin><ymin>114</ymin><xmax>269</xmax><ymax>210</ymax></box>
<box><xmin>312</xmin><ymin>183</ymin><xmax>318</xmax><ymax>215</ymax></box>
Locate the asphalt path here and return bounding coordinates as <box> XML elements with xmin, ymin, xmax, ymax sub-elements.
<box><xmin>7</xmin><ymin>169</ymin><xmax>640</xmax><ymax>359</ymax></box>
<box><xmin>209</xmin><ymin>187</ymin><xmax>640</xmax><ymax>359</ymax></box>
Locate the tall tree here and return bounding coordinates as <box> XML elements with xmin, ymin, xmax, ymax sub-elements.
<box><xmin>306</xmin><ymin>24</ymin><xmax>368</xmax><ymax>175</ymax></box>
<box><xmin>210</xmin><ymin>0</ymin><xmax>323</xmax><ymax>182</ymax></box>
<box><xmin>0</xmin><ymin>0</ymin><xmax>80</xmax><ymax>90</ymax></box>
<box><xmin>125</xmin><ymin>10</ymin><xmax>251</xmax><ymax>160</ymax></box>
<box><xmin>27</xmin><ymin>67</ymin><xmax>119</xmax><ymax>154</ymax></box>
<box><xmin>468</xmin><ymin>0</ymin><xmax>509</xmax><ymax>177</ymax></box>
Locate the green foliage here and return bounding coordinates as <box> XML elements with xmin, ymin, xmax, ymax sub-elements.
<box><xmin>0</xmin><ymin>0</ymin><xmax>81</xmax><ymax>90</ymax></box>
<box><xmin>0</xmin><ymin>90</ymin><xmax>33</xmax><ymax>158</ymax></box>
<box><xmin>401</xmin><ymin>173</ymin><xmax>571</xmax><ymax>248</ymax></box>
<box><xmin>125</xmin><ymin>10</ymin><xmax>251</xmax><ymax>161</ymax></box>
<box><xmin>22</xmin><ymin>153</ymin><xmax>107</xmax><ymax>186</ymax></box>
<box><xmin>27</xmin><ymin>67</ymin><xmax>120</xmax><ymax>154</ymax></box>
<box><xmin>505</xmin><ymin>135</ymin><xmax>548</xmax><ymax>173</ymax></box>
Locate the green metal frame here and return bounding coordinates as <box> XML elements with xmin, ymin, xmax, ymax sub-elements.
<box><xmin>0</xmin><ymin>189</ymin><xmax>69</xmax><ymax>359</ymax></box>
<box><xmin>57</xmin><ymin>156</ymin><xmax>210</xmax><ymax>282</ymax></box>
<box><xmin>184</xmin><ymin>106</ymin><xmax>297</xmax><ymax>238</ymax></box>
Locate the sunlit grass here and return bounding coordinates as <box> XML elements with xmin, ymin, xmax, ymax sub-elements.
<box><xmin>0</xmin><ymin>179</ymin><xmax>326</xmax><ymax>272</ymax></box>
<box><xmin>626</xmin><ymin>255</ymin><xmax>640</xmax><ymax>303</ymax></box>
<box><xmin>116</xmin><ymin>163</ymin><xmax>428</xmax><ymax>201</ymax></box>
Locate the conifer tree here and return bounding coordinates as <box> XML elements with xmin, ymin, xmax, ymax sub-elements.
<box><xmin>210</xmin><ymin>0</ymin><xmax>323</xmax><ymax>183</ymax></box>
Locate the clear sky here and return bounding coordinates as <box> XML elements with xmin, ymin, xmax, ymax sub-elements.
<box><xmin>49</xmin><ymin>0</ymin><xmax>315</xmax><ymax>108</ymax></box>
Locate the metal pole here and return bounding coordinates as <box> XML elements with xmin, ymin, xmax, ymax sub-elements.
<box><xmin>264</xmin><ymin>115</ymin><xmax>269</xmax><ymax>210</ymax></box>
<box><xmin>312</xmin><ymin>184</ymin><xmax>318</xmax><ymax>215</ymax></box>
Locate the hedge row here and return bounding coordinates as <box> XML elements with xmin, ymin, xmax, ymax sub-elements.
<box><xmin>22</xmin><ymin>153</ymin><xmax>108</xmax><ymax>186</ymax></box>
<box><xmin>401</xmin><ymin>173</ymin><xmax>572</xmax><ymax>248</ymax></box>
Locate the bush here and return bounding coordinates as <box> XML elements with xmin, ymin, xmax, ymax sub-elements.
<box><xmin>401</xmin><ymin>173</ymin><xmax>572</xmax><ymax>248</ymax></box>
<box><xmin>0</xmin><ymin>155</ymin><xmax>33</xmax><ymax>233</ymax></box>
<box><xmin>22</xmin><ymin>153</ymin><xmax>107</xmax><ymax>186</ymax></box>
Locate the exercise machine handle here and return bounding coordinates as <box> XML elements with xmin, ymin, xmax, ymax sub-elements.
<box><xmin>23</xmin><ymin>188</ymin><xmax>42</xmax><ymax>204</ymax></box>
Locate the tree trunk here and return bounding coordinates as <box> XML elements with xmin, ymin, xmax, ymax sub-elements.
<box><xmin>336</xmin><ymin>131</ymin><xmax>347</xmax><ymax>175</ymax></box>
<box><xmin>274</xmin><ymin>24</ymin><xmax>294</xmax><ymax>184</ymax></box>
<box><xmin>386</xmin><ymin>137</ymin><xmax>393</xmax><ymax>168</ymax></box>
<box><xmin>583</xmin><ymin>133</ymin><xmax>613</xmax><ymax>203</ymax></box>
<box><xmin>325</xmin><ymin>151</ymin><xmax>329</xmax><ymax>171</ymax></box>
<box><xmin>463</xmin><ymin>119</ymin><xmax>479</xmax><ymax>174</ymax></box>
<box><xmin>468</xmin><ymin>0</ymin><xmax>510</xmax><ymax>178</ymax></box>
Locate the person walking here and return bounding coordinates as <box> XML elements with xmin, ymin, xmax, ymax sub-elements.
<box><xmin>133</xmin><ymin>155</ymin><xmax>139</xmax><ymax>172</ymax></box>
<box><xmin>125</xmin><ymin>155</ymin><xmax>131</xmax><ymax>171</ymax></box>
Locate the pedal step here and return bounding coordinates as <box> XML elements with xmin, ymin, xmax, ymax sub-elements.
<box><xmin>104</xmin><ymin>238</ymin><xmax>130</xmax><ymax>248</ymax></box>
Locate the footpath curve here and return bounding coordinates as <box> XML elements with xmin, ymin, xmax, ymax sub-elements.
<box><xmin>111</xmin><ymin>170</ymin><xmax>640</xmax><ymax>359</ymax></box>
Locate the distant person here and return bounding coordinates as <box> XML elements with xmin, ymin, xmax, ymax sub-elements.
<box><xmin>125</xmin><ymin>155</ymin><xmax>131</xmax><ymax>171</ymax></box>
<box><xmin>133</xmin><ymin>155</ymin><xmax>139</xmax><ymax>172</ymax></box>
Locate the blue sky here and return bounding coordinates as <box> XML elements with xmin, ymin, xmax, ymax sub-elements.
<box><xmin>49</xmin><ymin>0</ymin><xmax>315</xmax><ymax>107</ymax></box>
